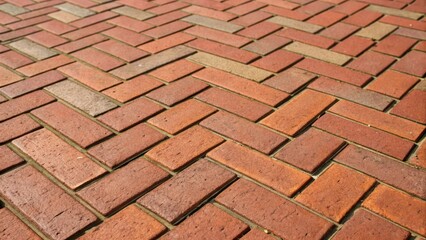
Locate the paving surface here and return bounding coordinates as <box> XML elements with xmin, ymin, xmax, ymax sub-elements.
<box><xmin>0</xmin><ymin>0</ymin><xmax>425</xmax><ymax>239</ymax></box>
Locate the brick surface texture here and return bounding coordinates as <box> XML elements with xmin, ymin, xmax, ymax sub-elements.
<box><xmin>0</xmin><ymin>0</ymin><xmax>424</xmax><ymax>239</ymax></box>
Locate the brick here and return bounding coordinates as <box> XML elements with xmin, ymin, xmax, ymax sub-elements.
<box><xmin>243</xmin><ymin>34</ymin><xmax>291</xmax><ymax>55</ymax></box>
<box><xmin>343</xmin><ymin>10</ymin><xmax>383</xmax><ymax>27</ymax></box>
<box><xmin>148</xmin><ymin>1</ymin><xmax>188</xmax><ymax>14</ymax></box>
<box><xmin>227</xmin><ymin>1</ymin><xmax>266</xmax><ymax>15</ymax></box>
<box><xmin>240</xmin><ymin>229</ymin><xmax>276</xmax><ymax>240</ymax></box>
<box><xmin>118</xmin><ymin>0</ymin><xmax>155</xmax><ymax>10</ymax></box>
<box><xmin>149</xmin><ymin>59</ymin><xmax>202</xmax><ymax>82</ymax></box>
<box><xmin>285</xmin><ymin>42</ymin><xmax>351</xmax><ymax>65</ymax></box>
<box><xmin>363</xmin><ymin>185</ymin><xmax>426</xmax><ymax>236</ymax></box>
<box><xmin>332</xmin><ymin>36</ymin><xmax>375</xmax><ymax>57</ymax></box>
<box><xmin>237</xmin><ymin>21</ymin><xmax>281</xmax><ymax>39</ymax></box>
<box><xmin>332</xmin><ymin>1</ymin><xmax>367</xmax><ymax>15</ymax></box>
<box><xmin>183</xmin><ymin>0</ymin><xmax>231</xmax><ymax>11</ymax></box>
<box><xmin>47</xmin><ymin>80</ymin><xmax>117</xmax><ymax>116</ymax></box>
<box><xmin>263</xmin><ymin>68</ymin><xmax>316</xmax><ymax>93</ymax></box>
<box><xmin>0</xmin><ymin>3</ymin><xmax>27</xmax><ymax>15</ymax></box>
<box><xmin>56</xmin><ymin>3</ymin><xmax>94</xmax><ymax>17</ymax></box>
<box><xmin>146</xmin><ymin>77</ymin><xmax>208</xmax><ymax>106</ymax></box>
<box><xmin>217</xmin><ymin>179</ymin><xmax>333</xmax><ymax>240</ymax></box>
<box><xmin>262</xmin><ymin>5</ymin><xmax>310</xmax><ymax>21</ymax></box>
<box><xmin>94</xmin><ymin>39</ymin><xmax>148</xmax><ymax>62</ymax></box>
<box><xmin>38</xmin><ymin>19</ymin><xmax>76</xmax><ymax>35</ymax></box>
<box><xmin>268</xmin><ymin>16</ymin><xmax>323</xmax><ymax>33</ymax></box>
<box><xmin>308</xmin><ymin>77</ymin><xmax>392</xmax><ymax>110</ymax></box>
<box><xmin>103</xmin><ymin>27</ymin><xmax>152</xmax><ymax>46</ymax></box>
<box><xmin>70</xmin><ymin>11</ymin><xmax>117</xmax><ymax>28</ymax></box>
<box><xmin>88</xmin><ymin>124</ymin><xmax>165</xmax><ymax>168</ymax></box>
<box><xmin>0</xmin><ymin>26</ymin><xmax>40</xmax><ymax>42</ymax></box>
<box><xmin>258</xmin><ymin>0</ymin><xmax>299</xmax><ymax>9</ymax></box>
<box><xmin>392</xmin><ymin>51</ymin><xmax>426</xmax><ymax>77</ymax></box>
<box><xmin>0</xmin><ymin>66</ymin><xmax>23</xmax><ymax>87</ymax></box>
<box><xmin>0</xmin><ymin>145</ymin><xmax>24</xmax><ymax>172</ymax></box>
<box><xmin>196</xmin><ymin>87</ymin><xmax>271</xmax><ymax>121</ymax></box>
<box><xmin>98</xmin><ymin>98</ymin><xmax>163</xmax><ymax>132</ymax></box>
<box><xmin>391</xmin><ymin>89</ymin><xmax>426</xmax><ymax>124</ymax></box>
<box><xmin>380</xmin><ymin>15</ymin><xmax>426</xmax><ymax>31</ymax></box>
<box><xmin>231</xmin><ymin>10</ymin><xmax>272</xmax><ymax>27</ymax></box>
<box><xmin>319</xmin><ymin>22</ymin><xmax>360</xmax><ymax>41</ymax></box>
<box><xmin>17</xmin><ymin>55</ymin><xmax>73</xmax><ymax>77</ymax></box>
<box><xmin>410</xmin><ymin>141</ymin><xmax>426</xmax><ymax>169</ymax></box>
<box><xmin>201</xmin><ymin>111</ymin><xmax>286</xmax><ymax>154</ymax></box>
<box><xmin>333</xmin><ymin>209</ymin><xmax>410</xmax><ymax>240</ymax></box>
<box><xmin>139</xmin><ymin>32</ymin><xmax>194</xmax><ymax>53</ymax></box>
<box><xmin>183</xmin><ymin>15</ymin><xmax>242</xmax><ymax>33</ymax></box>
<box><xmin>0</xmin><ymin>11</ymin><xmax>18</xmax><ymax>24</ymax></box>
<box><xmin>185</xmin><ymin>25</ymin><xmax>251</xmax><ymax>48</ymax></box>
<box><xmin>395</xmin><ymin>27</ymin><xmax>426</xmax><ymax>41</ymax></box>
<box><xmin>0</xmin><ymin>90</ymin><xmax>54</xmax><ymax>122</ymax></box>
<box><xmin>149</xmin><ymin>99</ymin><xmax>216</xmax><ymax>134</ymax></box>
<box><xmin>143</xmin><ymin>21</ymin><xmax>192</xmax><ymax>39</ymax></box>
<box><xmin>415</xmin><ymin>41</ymin><xmax>426</xmax><ymax>52</ymax></box>
<box><xmin>373</xmin><ymin>34</ymin><xmax>417</xmax><ymax>57</ymax></box>
<box><xmin>186</xmin><ymin>38</ymin><xmax>258</xmax><ymax>64</ymax></box>
<box><xmin>297</xmin><ymin>1</ymin><xmax>333</xmax><ymax>15</ymax></box>
<box><xmin>9</xmin><ymin>39</ymin><xmax>56</xmax><ymax>60</ymax></box>
<box><xmin>193</xmin><ymin>68</ymin><xmax>288</xmax><ymax>106</ymax></box>
<box><xmin>48</xmin><ymin>11</ymin><xmax>80</xmax><ymax>23</ymax></box>
<box><xmin>161</xmin><ymin>204</ymin><xmax>248</xmax><ymax>240</ymax></box>
<box><xmin>307</xmin><ymin>10</ymin><xmax>346</xmax><ymax>27</ymax></box>
<box><xmin>369</xmin><ymin>5</ymin><xmax>421</xmax><ymax>19</ymax></box>
<box><xmin>278</xmin><ymin>28</ymin><xmax>335</xmax><ymax>49</ymax></box>
<box><xmin>80</xmin><ymin>205</ymin><xmax>166</xmax><ymax>240</ymax></box>
<box><xmin>62</xmin><ymin>22</ymin><xmax>113</xmax><ymax>41</ymax></box>
<box><xmin>0</xmin><ymin>165</ymin><xmax>97</xmax><ymax>239</ymax></box>
<box><xmin>368</xmin><ymin>70</ymin><xmax>419</xmax><ymax>99</ymax></box>
<box><xmin>0</xmin><ymin>114</ymin><xmax>40</xmax><ymax>144</ymax></box>
<box><xmin>111</xmin><ymin>45</ymin><xmax>195</xmax><ymax>80</ymax></box>
<box><xmin>261</xmin><ymin>89</ymin><xmax>335</xmax><ymax>136</ymax></box>
<box><xmin>297</xmin><ymin>164</ymin><xmax>374</xmax><ymax>222</ymax></box>
<box><xmin>27</xmin><ymin>31</ymin><xmax>68</xmax><ymax>48</ymax></box>
<box><xmin>356</xmin><ymin>22</ymin><xmax>397</xmax><ymax>40</ymax></box>
<box><xmin>139</xmin><ymin>159</ymin><xmax>234</xmax><ymax>222</ymax></box>
<box><xmin>78</xmin><ymin>158</ymin><xmax>168</xmax><ymax>215</ymax></box>
<box><xmin>6</xmin><ymin>15</ymin><xmax>50</xmax><ymax>31</ymax></box>
<box><xmin>313</xmin><ymin>114</ymin><xmax>413</xmax><ymax>160</ymax></box>
<box><xmin>348</xmin><ymin>51</ymin><xmax>395</xmax><ymax>76</ymax></box>
<box><xmin>108</xmin><ymin>15</ymin><xmax>153</xmax><ymax>32</ymax></box>
<box><xmin>251</xmin><ymin>50</ymin><xmax>303</xmax><ymax>73</ymax></box>
<box><xmin>0</xmin><ymin>50</ymin><xmax>33</xmax><ymax>69</ymax></box>
<box><xmin>144</xmin><ymin>10</ymin><xmax>189</xmax><ymax>26</ymax></box>
<box><xmin>32</xmin><ymin>102</ymin><xmax>112</xmax><ymax>147</ymax></box>
<box><xmin>188</xmin><ymin>52</ymin><xmax>273</xmax><ymax>82</ymax></box>
<box><xmin>0</xmin><ymin>207</ymin><xmax>42</xmax><ymax>240</ymax></box>
<box><xmin>72</xmin><ymin>48</ymin><xmax>123</xmax><ymax>71</ymax></box>
<box><xmin>275</xmin><ymin>128</ymin><xmax>344</xmax><ymax>172</ymax></box>
<box><xmin>184</xmin><ymin>5</ymin><xmax>235</xmax><ymax>21</ymax></box>
<box><xmin>209</xmin><ymin>141</ymin><xmax>310</xmax><ymax>196</ymax></box>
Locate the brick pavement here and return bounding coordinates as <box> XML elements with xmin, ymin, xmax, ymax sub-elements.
<box><xmin>0</xmin><ymin>0</ymin><xmax>425</xmax><ymax>239</ymax></box>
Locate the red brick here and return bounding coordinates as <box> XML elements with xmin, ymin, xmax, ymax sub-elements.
<box><xmin>102</xmin><ymin>75</ymin><xmax>163</xmax><ymax>103</ymax></box>
<box><xmin>145</xmin><ymin>10</ymin><xmax>190</xmax><ymax>26</ymax></box>
<box><xmin>71</xmin><ymin>48</ymin><xmax>124</xmax><ymax>71</ymax></box>
<box><xmin>0</xmin><ymin>145</ymin><xmax>24</xmax><ymax>172</ymax></box>
<box><xmin>307</xmin><ymin>10</ymin><xmax>346</xmax><ymax>27</ymax></box>
<box><xmin>263</xmin><ymin>68</ymin><xmax>316</xmax><ymax>93</ymax></box>
<box><xmin>144</xmin><ymin>21</ymin><xmax>192</xmax><ymax>39</ymax></box>
<box><xmin>38</xmin><ymin>19</ymin><xmax>76</xmax><ymax>35</ymax></box>
<box><xmin>363</xmin><ymin>185</ymin><xmax>426</xmax><ymax>236</ymax></box>
<box><xmin>380</xmin><ymin>15</ymin><xmax>426</xmax><ymax>31</ymax></box>
<box><xmin>251</xmin><ymin>49</ymin><xmax>303</xmax><ymax>72</ymax></box>
<box><xmin>80</xmin><ymin>205</ymin><xmax>166</xmax><ymax>240</ymax></box>
<box><xmin>277</xmin><ymin>28</ymin><xmax>335</xmax><ymax>49</ymax></box>
<box><xmin>237</xmin><ymin>21</ymin><xmax>281</xmax><ymax>39</ymax></box>
<box><xmin>333</xmin><ymin>209</ymin><xmax>410</xmax><ymax>240</ymax></box>
<box><xmin>0</xmin><ymin>11</ymin><xmax>18</xmax><ymax>25</ymax></box>
<box><xmin>139</xmin><ymin>159</ymin><xmax>235</xmax><ymax>222</ymax></box>
<box><xmin>297</xmin><ymin>164</ymin><xmax>375</xmax><ymax>222</ymax></box>
<box><xmin>148</xmin><ymin>1</ymin><xmax>188</xmax><ymax>14</ymax></box>
<box><xmin>404</xmin><ymin>0</ymin><xmax>426</xmax><ymax>12</ymax></box>
<box><xmin>196</xmin><ymin>87</ymin><xmax>271</xmax><ymax>121</ymax></box>
<box><xmin>275</xmin><ymin>128</ymin><xmax>344</xmax><ymax>172</ymax></box>
<box><xmin>183</xmin><ymin>0</ymin><xmax>231</xmax><ymax>11</ymax></box>
<box><xmin>26</xmin><ymin>31</ymin><xmax>68</xmax><ymax>48</ymax></box>
<box><xmin>32</xmin><ymin>102</ymin><xmax>112</xmax><ymax>147</ymax></box>
<box><xmin>240</xmin><ymin>229</ymin><xmax>276</xmax><ymax>240</ymax></box>
<box><xmin>410</xmin><ymin>141</ymin><xmax>426</xmax><ymax>169</ymax></box>
<box><xmin>0</xmin><ymin>26</ymin><xmax>40</xmax><ymax>42</ymax></box>
<box><xmin>62</xmin><ymin>22</ymin><xmax>113</xmax><ymax>41</ymax></box>
<box><xmin>70</xmin><ymin>11</ymin><xmax>118</xmax><ymax>28</ymax></box>
<box><xmin>296</xmin><ymin>58</ymin><xmax>371</xmax><ymax>86</ymax></box>
<box><xmin>149</xmin><ymin>59</ymin><xmax>202</xmax><ymax>82</ymax></box>
<box><xmin>185</xmin><ymin>25</ymin><xmax>251</xmax><ymax>48</ymax></box>
<box><xmin>55</xmin><ymin>34</ymin><xmax>107</xmax><ymax>54</ymax></box>
<box><xmin>91</xmin><ymin>1</ymin><xmax>122</xmax><ymax>11</ymax></box>
<box><xmin>0</xmin><ymin>90</ymin><xmax>54</xmax><ymax>122</ymax></box>
<box><xmin>108</xmin><ymin>15</ymin><xmax>153</xmax><ymax>32</ymax></box>
<box><xmin>16</xmin><ymin>7</ymin><xmax>56</xmax><ymax>20</ymax></box>
<box><xmin>161</xmin><ymin>204</ymin><xmax>249</xmax><ymax>240</ymax></box>
<box><xmin>119</xmin><ymin>0</ymin><xmax>155</xmax><ymax>10</ymax></box>
<box><xmin>98</xmin><ymin>97</ymin><xmax>163</xmax><ymax>132</ymax></box>
<box><xmin>148</xmin><ymin>99</ymin><xmax>216</xmax><ymax>134</ymax></box>
<box><xmin>395</xmin><ymin>28</ymin><xmax>424</xmax><ymax>42</ymax></box>
<box><xmin>88</xmin><ymin>124</ymin><xmax>165</xmax><ymax>168</ymax></box>
<box><xmin>319</xmin><ymin>22</ymin><xmax>360</xmax><ymax>41</ymax></box>
<box><xmin>391</xmin><ymin>89</ymin><xmax>426</xmax><ymax>124</ymax></box>
<box><xmin>193</xmin><ymin>68</ymin><xmax>288</xmax><ymax>106</ymax></box>
<box><xmin>146</xmin><ymin>77</ymin><xmax>208</xmax><ymax>106</ymax></box>
<box><xmin>184</xmin><ymin>5</ymin><xmax>236</xmax><ymax>21</ymax></box>
<box><xmin>78</xmin><ymin>158</ymin><xmax>168</xmax><ymax>215</ymax></box>
<box><xmin>217</xmin><ymin>179</ymin><xmax>333</xmax><ymax>240</ymax></box>
<box><xmin>208</xmin><ymin>141</ymin><xmax>310</xmax><ymax>196</ymax></box>
<box><xmin>0</xmin><ymin>208</ymin><xmax>41</xmax><ymax>240</ymax></box>
<box><xmin>7</xmin><ymin>16</ymin><xmax>50</xmax><ymax>30</ymax></box>
<box><xmin>368</xmin><ymin>70</ymin><xmax>419</xmax><ymax>99</ymax></box>
<box><xmin>348</xmin><ymin>51</ymin><xmax>395</xmax><ymax>76</ymax></box>
<box><xmin>139</xmin><ymin>32</ymin><xmax>195</xmax><ymax>53</ymax></box>
<box><xmin>103</xmin><ymin>27</ymin><xmax>151</xmax><ymax>46</ymax></box>
<box><xmin>373</xmin><ymin>34</ymin><xmax>417</xmax><ymax>57</ymax></box>
<box><xmin>17</xmin><ymin>55</ymin><xmax>74</xmax><ymax>77</ymax></box>
<box><xmin>243</xmin><ymin>34</ymin><xmax>291</xmax><ymax>55</ymax></box>
<box><xmin>297</xmin><ymin>1</ymin><xmax>333</xmax><ymax>15</ymax></box>
<box><xmin>332</xmin><ymin>36</ymin><xmax>374</xmax><ymax>57</ymax></box>
<box><xmin>0</xmin><ymin>165</ymin><xmax>97</xmax><ymax>239</ymax></box>
<box><xmin>203</xmin><ymin>111</ymin><xmax>286</xmax><ymax>154</ymax></box>
<box><xmin>343</xmin><ymin>10</ymin><xmax>383</xmax><ymax>27</ymax></box>
<box><xmin>313</xmin><ymin>114</ymin><xmax>413</xmax><ymax>160</ymax></box>
<box><xmin>0</xmin><ymin>50</ymin><xmax>33</xmax><ymax>69</ymax></box>
<box><xmin>332</xmin><ymin>1</ymin><xmax>368</xmax><ymax>15</ymax></box>
<box><xmin>0</xmin><ymin>114</ymin><xmax>40</xmax><ymax>144</ymax></box>
<box><xmin>227</xmin><ymin>1</ymin><xmax>266</xmax><ymax>15</ymax></box>
<box><xmin>0</xmin><ymin>66</ymin><xmax>23</xmax><ymax>87</ymax></box>
<box><xmin>414</xmin><ymin>41</ymin><xmax>426</xmax><ymax>52</ymax></box>
<box><xmin>261</xmin><ymin>89</ymin><xmax>335</xmax><ymax>136</ymax></box>
<box><xmin>263</xmin><ymin>5</ymin><xmax>310</xmax><ymax>20</ymax></box>
<box><xmin>94</xmin><ymin>39</ymin><xmax>148</xmax><ymax>62</ymax></box>
<box><xmin>231</xmin><ymin>10</ymin><xmax>272</xmax><ymax>26</ymax></box>
<box><xmin>308</xmin><ymin>77</ymin><xmax>392</xmax><ymax>110</ymax></box>
<box><xmin>186</xmin><ymin>38</ymin><xmax>258</xmax><ymax>64</ymax></box>
<box><xmin>392</xmin><ymin>51</ymin><xmax>426</xmax><ymax>77</ymax></box>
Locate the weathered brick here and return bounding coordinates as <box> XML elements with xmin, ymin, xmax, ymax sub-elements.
<box><xmin>275</xmin><ymin>128</ymin><xmax>344</xmax><ymax>172</ymax></box>
<box><xmin>217</xmin><ymin>179</ymin><xmax>334</xmax><ymax>240</ymax></box>
<box><xmin>0</xmin><ymin>50</ymin><xmax>33</xmax><ymax>69</ymax></box>
<box><xmin>56</xmin><ymin>3</ymin><xmax>94</xmax><ymax>17</ymax></box>
<box><xmin>184</xmin><ymin>5</ymin><xmax>236</xmax><ymax>21</ymax></box>
<box><xmin>55</xmin><ymin>34</ymin><xmax>107</xmax><ymax>54</ymax></box>
<box><xmin>391</xmin><ymin>89</ymin><xmax>426</xmax><ymax>124</ymax></box>
<box><xmin>94</xmin><ymin>39</ymin><xmax>149</xmax><ymax>62</ymax></box>
<box><xmin>202</xmin><ymin>111</ymin><xmax>287</xmax><ymax>154</ymax></box>
<box><xmin>48</xmin><ymin>11</ymin><xmax>80</xmax><ymax>23</ymax></box>
<box><xmin>185</xmin><ymin>25</ymin><xmax>251</xmax><ymax>48</ymax></box>
<box><xmin>0</xmin><ymin>165</ymin><xmax>97</xmax><ymax>239</ymax></box>
<box><xmin>0</xmin><ymin>3</ymin><xmax>28</xmax><ymax>15</ymax></box>
<box><xmin>27</xmin><ymin>31</ymin><xmax>68</xmax><ymax>48</ymax></box>
<box><xmin>261</xmin><ymin>89</ymin><xmax>335</xmax><ymax>136</ymax></box>
<box><xmin>0</xmin><ymin>66</ymin><xmax>23</xmax><ymax>87</ymax></box>
<box><xmin>373</xmin><ymin>34</ymin><xmax>417</xmax><ymax>57</ymax></box>
<box><xmin>148</xmin><ymin>1</ymin><xmax>188</xmax><ymax>14</ymax></box>
<box><xmin>80</xmin><ymin>205</ymin><xmax>166</xmax><ymax>240</ymax></box>
<box><xmin>268</xmin><ymin>16</ymin><xmax>323</xmax><ymax>33</ymax></box>
<box><xmin>0</xmin><ymin>208</ymin><xmax>42</xmax><ymax>240</ymax></box>
<box><xmin>263</xmin><ymin>67</ymin><xmax>316</xmax><ymax>93</ymax></box>
<box><xmin>263</xmin><ymin>5</ymin><xmax>309</xmax><ymax>21</ymax></box>
<box><xmin>347</xmin><ymin>51</ymin><xmax>395</xmax><ymax>76</ymax></box>
<box><xmin>183</xmin><ymin>15</ymin><xmax>242</xmax><ymax>33</ymax></box>
<box><xmin>139</xmin><ymin>159</ymin><xmax>235</xmax><ymax>223</ymax></box>
<box><xmin>410</xmin><ymin>141</ymin><xmax>426</xmax><ymax>169</ymax></box>
<box><xmin>9</xmin><ymin>39</ymin><xmax>56</xmax><ymax>60</ymax></box>
<box><xmin>98</xmin><ymin>97</ymin><xmax>163</xmax><ymax>132</ymax></box>
<box><xmin>0</xmin><ymin>145</ymin><xmax>24</xmax><ymax>172</ymax></box>
<box><xmin>0</xmin><ymin>114</ymin><xmax>40</xmax><ymax>144</ymax></box>
<box><xmin>71</xmin><ymin>48</ymin><xmax>124</xmax><ymax>71</ymax></box>
<box><xmin>363</xmin><ymin>185</ymin><xmax>426</xmax><ymax>236</ymax></box>
<box><xmin>17</xmin><ymin>55</ymin><xmax>74</xmax><ymax>77</ymax></box>
<box><xmin>88</xmin><ymin>124</ymin><xmax>165</xmax><ymax>168</ymax></box>
<box><xmin>356</xmin><ymin>22</ymin><xmax>397</xmax><ymax>40</ymax></box>
<box><xmin>285</xmin><ymin>42</ymin><xmax>351</xmax><ymax>65</ymax></box>
<box><xmin>45</xmin><ymin>80</ymin><xmax>117</xmax><ymax>116</ymax></box>
<box><xmin>392</xmin><ymin>50</ymin><xmax>426</xmax><ymax>77</ymax></box>
<box><xmin>396</xmin><ymin>27</ymin><xmax>426</xmax><ymax>41</ymax></box>
<box><xmin>139</xmin><ymin>32</ymin><xmax>194</xmax><ymax>53</ymax></box>
<box><xmin>313</xmin><ymin>114</ymin><xmax>413</xmax><ymax>160</ymax></box>
<box><xmin>240</xmin><ymin>229</ymin><xmax>276</xmax><ymax>240</ymax></box>
<box><xmin>208</xmin><ymin>141</ymin><xmax>310</xmax><ymax>196</ymax></box>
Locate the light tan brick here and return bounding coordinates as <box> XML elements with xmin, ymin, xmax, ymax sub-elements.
<box><xmin>356</xmin><ymin>22</ymin><xmax>397</xmax><ymax>40</ymax></box>
<box><xmin>268</xmin><ymin>16</ymin><xmax>323</xmax><ymax>33</ymax></box>
<box><xmin>285</xmin><ymin>42</ymin><xmax>351</xmax><ymax>65</ymax></box>
<box><xmin>367</xmin><ymin>5</ymin><xmax>423</xmax><ymax>20</ymax></box>
<box><xmin>183</xmin><ymin>15</ymin><xmax>243</xmax><ymax>33</ymax></box>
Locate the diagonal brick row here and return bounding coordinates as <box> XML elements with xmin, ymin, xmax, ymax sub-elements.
<box><xmin>0</xmin><ymin>0</ymin><xmax>425</xmax><ymax>239</ymax></box>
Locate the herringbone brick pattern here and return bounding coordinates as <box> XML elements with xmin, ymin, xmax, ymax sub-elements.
<box><xmin>0</xmin><ymin>0</ymin><xmax>425</xmax><ymax>239</ymax></box>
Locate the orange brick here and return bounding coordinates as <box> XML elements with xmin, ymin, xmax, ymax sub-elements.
<box><xmin>0</xmin><ymin>50</ymin><xmax>33</xmax><ymax>69</ymax></box>
<box><xmin>62</xmin><ymin>22</ymin><xmax>113</xmax><ymax>40</ymax></box>
<box><xmin>347</xmin><ymin>51</ymin><xmax>395</xmax><ymax>76</ymax></box>
<box><xmin>143</xmin><ymin>21</ymin><xmax>191</xmax><ymax>39</ymax></box>
<box><xmin>240</xmin><ymin>229</ymin><xmax>276</xmax><ymax>240</ymax></box>
<box><xmin>263</xmin><ymin>67</ymin><xmax>316</xmax><ymax>93</ymax></box>
<box><xmin>380</xmin><ymin>15</ymin><xmax>426</xmax><ymax>31</ymax></box>
<box><xmin>0</xmin><ymin>145</ymin><xmax>24</xmax><ymax>172</ymax></box>
<box><xmin>373</xmin><ymin>34</ymin><xmax>417</xmax><ymax>57</ymax></box>
<box><xmin>251</xmin><ymin>50</ymin><xmax>303</xmax><ymax>73</ymax></box>
<box><xmin>139</xmin><ymin>32</ymin><xmax>195</xmax><ymax>53</ymax></box>
<box><xmin>185</xmin><ymin>25</ymin><xmax>251</xmax><ymax>48</ymax></box>
<box><xmin>343</xmin><ymin>10</ymin><xmax>382</xmax><ymax>27</ymax></box>
<box><xmin>410</xmin><ymin>141</ymin><xmax>426</xmax><ymax>169</ymax></box>
<box><xmin>55</xmin><ymin>34</ymin><xmax>107</xmax><ymax>54</ymax></box>
<box><xmin>0</xmin><ymin>208</ymin><xmax>42</xmax><ymax>240</ymax></box>
<box><xmin>0</xmin><ymin>114</ymin><xmax>40</xmax><ymax>144</ymax></box>
<box><xmin>103</xmin><ymin>27</ymin><xmax>151</xmax><ymax>46</ymax></box>
<box><xmin>0</xmin><ymin>66</ymin><xmax>23</xmax><ymax>87</ymax></box>
<box><xmin>278</xmin><ymin>28</ymin><xmax>335</xmax><ymax>48</ymax></box>
<box><xmin>107</xmin><ymin>15</ymin><xmax>153</xmax><ymax>32</ymax></box>
<box><xmin>237</xmin><ymin>21</ymin><xmax>281</xmax><ymax>39</ymax></box>
<box><xmin>16</xmin><ymin>55</ymin><xmax>73</xmax><ymax>77</ymax></box>
<box><xmin>332</xmin><ymin>35</ymin><xmax>374</xmax><ymax>57</ymax></box>
<box><xmin>94</xmin><ymin>39</ymin><xmax>149</xmax><ymax>62</ymax></box>
<box><xmin>71</xmin><ymin>48</ymin><xmax>120</xmax><ymax>71</ymax></box>
<box><xmin>149</xmin><ymin>59</ymin><xmax>203</xmax><ymax>82</ymax></box>
<box><xmin>184</xmin><ymin>5</ymin><xmax>236</xmax><ymax>21</ymax></box>
<box><xmin>391</xmin><ymin>89</ymin><xmax>426</xmax><ymax>124</ymax></box>
<box><xmin>307</xmin><ymin>10</ymin><xmax>346</xmax><ymax>27</ymax></box>
<box><xmin>392</xmin><ymin>51</ymin><xmax>426</xmax><ymax>77</ymax></box>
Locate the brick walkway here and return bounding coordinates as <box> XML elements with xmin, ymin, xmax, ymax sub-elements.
<box><xmin>0</xmin><ymin>0</ymin><xmax>425</xmax><ymax>239</ymax></box>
